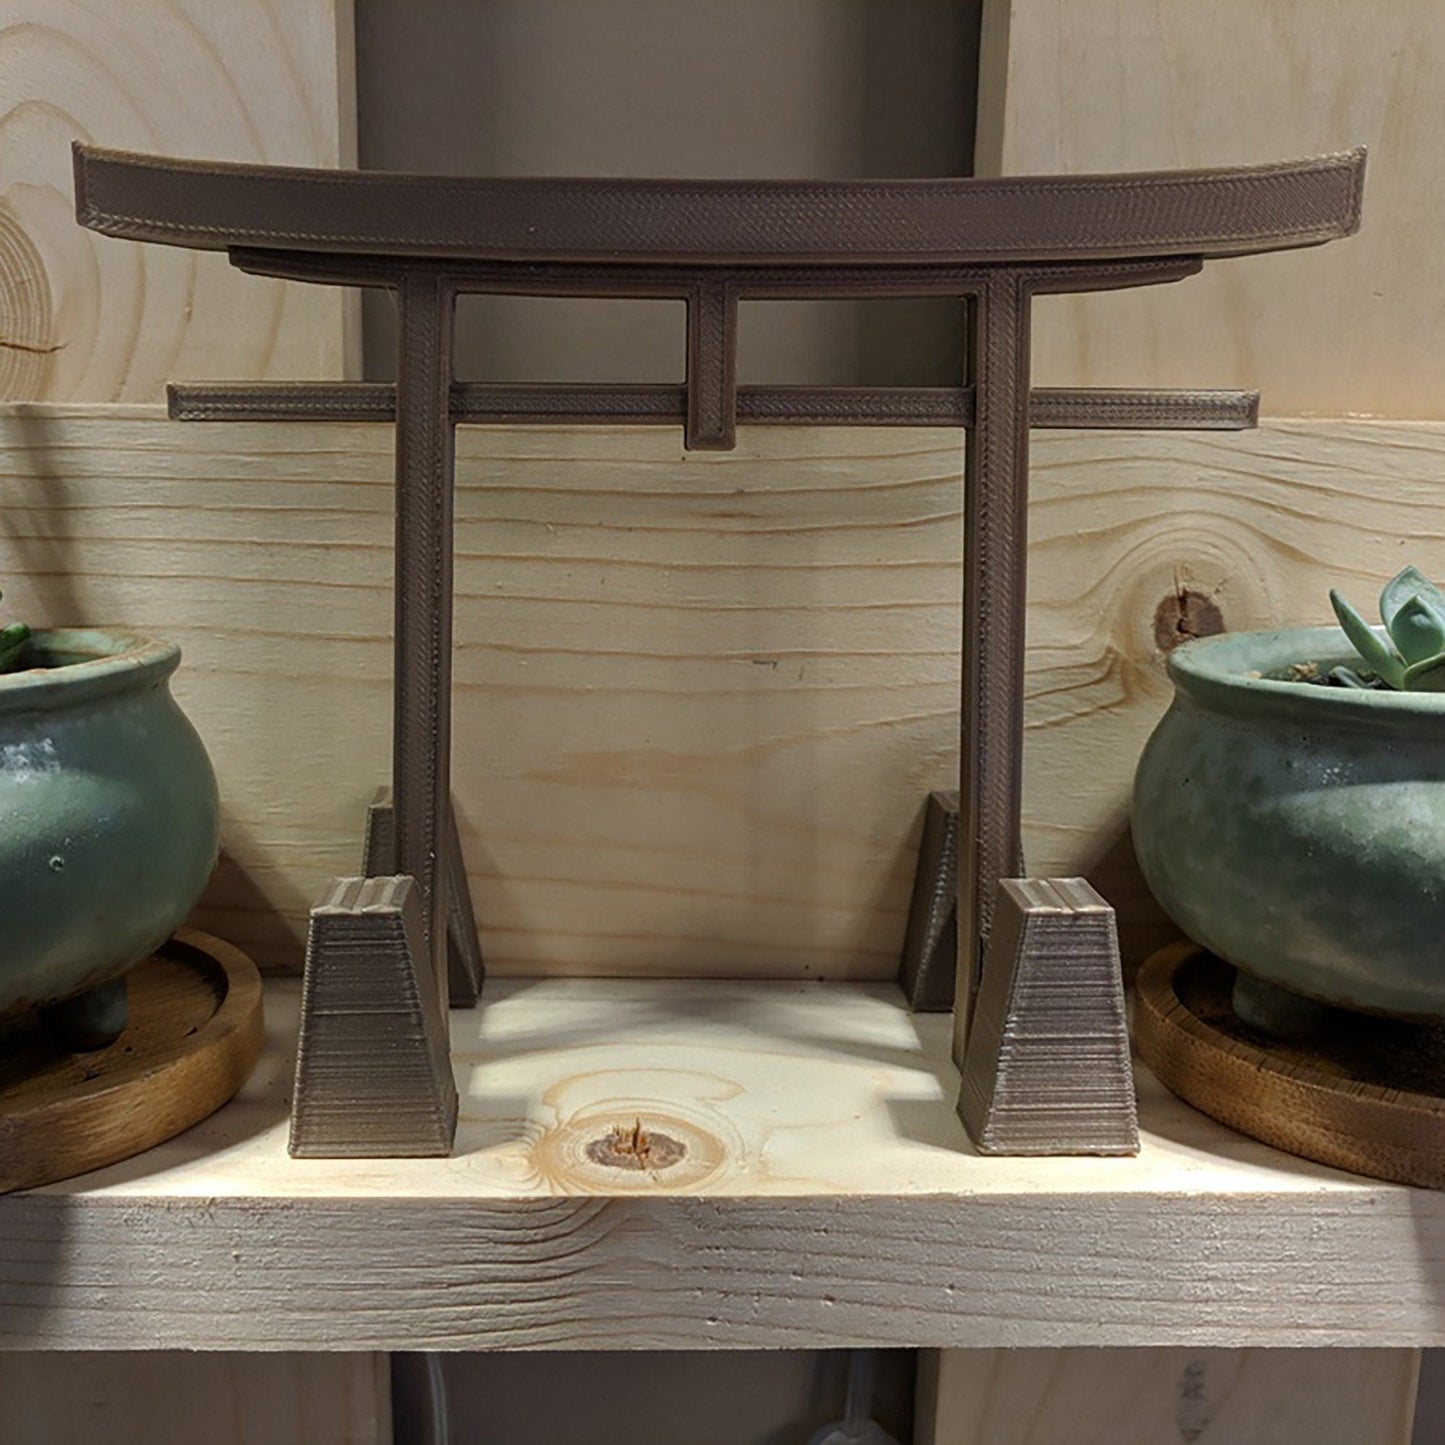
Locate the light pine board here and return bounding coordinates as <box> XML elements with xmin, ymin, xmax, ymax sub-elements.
<box><xmin>3</xmin><ymin>978</ymin><xmax>1445</xmax><ymax>1352</ymax></box>
<box><xmin>917</xmin><ymin>1348</ymin><xmax>1419</xmax><ymax>1445</ymax></box>
<box><xmin>0</xmin><ymin>0</ymin><xmax>358</xmax><ymax>401</ymax></box>
<box><xmin>3</xmin><ymin>407</ymin><xmax>1445</xmax><ymax>975</ymax></box>
<box><xmin>977</xmin><ymin>0</ymin><xmax>1444</xmax><ymax>418</ymax></box>
<box><xmin>0</xmin><ymin>1351</ymin><xmax>390</xmax><ymax>1444</ymax></box>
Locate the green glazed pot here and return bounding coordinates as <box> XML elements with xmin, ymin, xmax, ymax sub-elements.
<box><xmin>1133</xmin><ymin>626</ymin><xmax>1445</xmax><ymax>1023</ymax></box>
<box><xmin>0</xmin><ymin>630</ymin><xmax>220</xmax><ymax>1023</ymax></box>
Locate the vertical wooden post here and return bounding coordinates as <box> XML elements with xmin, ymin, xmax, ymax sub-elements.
<box><xmin>686</xmin><ymin>281</ymin><xmax>740</xmax><ymax>451</ymax></box>
<box><xmin>392</xmin><ymin>268</ymin><xmax>457</xmax><ymax>998</ymax></box>
<box><xmin>289</xmin><ymin>269</ymin><xmax>466</xmax><ymax>1158</ymax></box>
<box><xmin>955</xmin><ymin>272</ymin><xmax>1031</xmax><ymax>1061</ymax></box>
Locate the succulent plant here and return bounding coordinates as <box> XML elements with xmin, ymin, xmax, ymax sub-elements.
<box><xmin>1329</xmin><ymin>565</ymin><xmax>1445</xmax><ymax>691</ymax></box>
<box><xmin>0</xmin><ymin>589</ymin><xmax>29</xmax><ymax>674</ymax></box>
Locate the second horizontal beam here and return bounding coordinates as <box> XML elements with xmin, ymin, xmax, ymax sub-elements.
<box><xmin>169</xmin><ymin>383</ymin><xmax>1259</xmax><ymax>432</ymax></box>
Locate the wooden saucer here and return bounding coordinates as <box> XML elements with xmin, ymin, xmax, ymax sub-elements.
<box><xmin>0</xmin><ymin>929</ymin><xmax>263</xmax><ymax>1192</ymax></box>
<box><xmin>1136</xmin><ymin>943</ymin><xmax>1445</xmax><ymax>1189</ymax></box>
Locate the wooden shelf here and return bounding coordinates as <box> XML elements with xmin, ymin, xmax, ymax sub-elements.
<box><xmin>3</xmin><ymin>977</ymin><xmax>1443</xmax><ymax>1352</ymax></box>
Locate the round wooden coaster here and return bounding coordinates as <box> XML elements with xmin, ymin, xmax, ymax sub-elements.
<box><xmin>1136</xmin><ymin>943</ymin><xmax>1445</xmax><ymax>1189</ymax></box>
<box><xmin>0</xmin><ymin>929</ymin><xmax>263</xmax><ymax>1192</ymax></box>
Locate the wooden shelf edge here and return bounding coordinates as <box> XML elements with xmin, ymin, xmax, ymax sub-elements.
<box><xmin>2</xmin><ymin>976</ymin><xmax>1443</xmax><ymax>1351</ymax></box>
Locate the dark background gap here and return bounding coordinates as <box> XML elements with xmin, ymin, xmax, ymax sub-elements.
<box><xmin>356</xmin><ymin>0</ymin><xmax>980</xmax><ymax>388</ymax></box>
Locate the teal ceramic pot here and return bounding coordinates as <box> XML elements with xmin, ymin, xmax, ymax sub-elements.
<box><xmin>1133</xmin><ymin>626</ymin><xmax>1445</xmax><ymax>1023</ymax></box>
<box><xmin>0</xmin><ymin>630</ymin><xmax>219</xmax><ymax>1023</ymax></box>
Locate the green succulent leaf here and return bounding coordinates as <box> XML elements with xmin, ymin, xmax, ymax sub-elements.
<box><xmin>1330</xmin><ymin>588</ymin><xmax>1406</xmax><ymax>688</ymax></box>
<box><xmin>1328</xmin><ymin>665</ymin><xmax>1377</xmax><ymax>689</ymax></box>
<box><xmin>1403</xmin><ymin>653</ymin><xmax>1445</xmax><ymax>691</ymax></box>
<box><xmin>1380</xmin><ymin>565</ymin><xmax>1445</xmax><ymax>632</ymax></box>
<box><xmin>0</xmin><ymin>621</ymin><xmax>30</xmax><ymax>673</ymax></box>
<box><xmin>1388</xmin><ymin>594</ymin><xmax>1445</xmax><ymax>665</ymax></box>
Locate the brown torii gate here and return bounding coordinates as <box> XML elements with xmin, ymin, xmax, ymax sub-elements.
<box><xmin>74</xmin><ymin>144</ymin><xmax>1365</xmax><ymax>1157</ymax></box>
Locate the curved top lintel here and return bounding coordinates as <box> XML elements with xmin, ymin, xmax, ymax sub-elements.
<box><xmin>72</xmin><ymin>143</ymin><xmax>1365</xmax><ymax>269</ymax></box>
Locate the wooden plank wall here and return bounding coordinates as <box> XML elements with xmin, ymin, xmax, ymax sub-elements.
<box><xmin>0</xmin><ymin>0</ymin><xmax>359</xmax><ymax>400</ymax></box>
<box><xmin>5</xmin><ymin>411</ymin><xmax>1442</xmax><ymax>979</ymax></box>
<box><xmin>976</xmin><ymin>0</ymin><xmax>1445</xmax><ymax>419</ymax></box>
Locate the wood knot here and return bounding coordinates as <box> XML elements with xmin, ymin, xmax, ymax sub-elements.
<box><xmin>1154</xmin><ymin>588</ymin><xmax>1225</xmax><ymax>653</ymax></box>
<box><xmin>529</xmin><ymin>1085</ymin><xmax>733</xmax><ymax>1192</ymax></box>
<box><xmin>586</xmin><ymin>1118</ymin><xmax>687</xmax><ymax>1172</ymax></box>
<box><xmin>0</xmin><ymin>205</ymin><xmax>55</xmax><ymax>401</ymax></box>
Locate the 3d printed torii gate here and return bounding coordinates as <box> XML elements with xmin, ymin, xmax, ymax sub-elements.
<box><xmin>74</xmin><ymin>144</ymin><xmax>1364</xmax><ymax>1157</ymax></box>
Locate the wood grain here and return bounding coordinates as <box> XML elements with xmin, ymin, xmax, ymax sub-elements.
<box><xmin>0</xmin><ymin>1351</ymin><xmax>391</xmax><ymax>1444</ymax></box>
<box><xmin>3</xmin><ymin>977</ymin><xmax>1444</xmax><ymax>1351</ymax></box>
<box><xmin>0</xmin><ymin>930</ymin><xmax>263</xmax><ymax>1191</ymax></box>
<box><xmin>0</xmin><ymin>0</ymin><xmax>358</xmax><ymax>401</ymax></box>
<box><xmin>3</xmin><ymin>407</ymin><xmax>1445</xmax><ymax>975</ymax></box>
<box><xmin>978</xmin><ymin>0</ymin><xmax>1445</xmax><ymax>418</ymax></box>
<box><xmin>917</xmin><ymin>1347</ymin><xmax>1420</xmax><ymax>1445</ymax></box>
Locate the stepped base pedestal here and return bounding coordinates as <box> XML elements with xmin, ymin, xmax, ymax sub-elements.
<box><xmin>959</xmin><ymin>878</ymin><xmax>1139</xmax><ymax>1156</ymax></box>
<box><xmin>289</xmin><ymin>876</ymin><xmax>458</xmax><ymax>1159</ymax></box>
